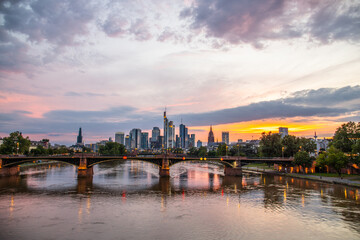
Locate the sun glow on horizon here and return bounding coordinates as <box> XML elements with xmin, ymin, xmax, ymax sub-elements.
<box><xmin>189</xmin><ymin>117</ymin><xmax>343</xmax><ymax>142</ymax></box>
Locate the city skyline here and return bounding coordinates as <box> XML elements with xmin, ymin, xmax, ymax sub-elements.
<box><xmin>1</xmin><ymin>0</ymin><xmax>359</xmax><ymax>145</ymax></box>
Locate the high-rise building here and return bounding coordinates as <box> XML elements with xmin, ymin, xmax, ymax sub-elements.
<box><xmin>279</xmin><ymin>127</ymin><xmax>288</xmax><ymax>138</ymax></box>
<box><xmin>151</xmin><ymin>127</ymin><xmax>160</xmax><ymax>142</ymax></box>
<box><xmin>179</xmin><ymin>124</ymin><xmax>186</xmax><ymax>148</ymax></box>
<box><xmin>208</xmin><ymin>125</ymin><xmax>215</xmax><ymax>146</ymax></box>
<box><xmin>189</xmin><ymin>134</ymin><xmax>195</xmax><ymax>148</ymax></box>
<box><xmin>125</xmin><ymin>135</ymin><xmax>130</xmax><ymax>149</ymax></box>
<box><xmin>168</xmin><ymin>121</ymin><xmax>175</xmax><ymax>148</ymax></box>
<box><xmin>164</xmin><ymin>110</ymin><xmax>169</xmax><ymax>149</ymax></box>
<box><xmin>175</xmin><ymin>135</ymin><xmax>180</xmax><ymax>148</ymax></box>
<box><xmin>197</xmin><ymin>140</ymin><xmax>202</xmax><ymax>148</ymax></box>
<box><xmin>77</xmin><ymin>127</ymin><xmax>83</xmax><ymax>145</ymax></box>
<box><xmin>115</xmin><ymin>132</ymin><xmax>125</xmax><ymax>145</ymax></box>
<box><xmin>222</xmin><ymin>131</ymin><xmax>229</xmax><ymax>145</ymax></box>
<box><xmin>130</xmin><ymin>128</ymin><xmax>142</xmax><ymax>149</ymax></box>
<box><xmin>141</xmin><ymin>132</ymin><xmax>149</xmax><ymax>149</ymax></box>
<box><xmin>158</xmin><ymin>136</ymin><xmax>164</xmax><ymax>148</ymax></box>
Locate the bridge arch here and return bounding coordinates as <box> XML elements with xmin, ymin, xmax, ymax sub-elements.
<box><xmin>2</xmin><ymin>158</ymin><xmax>80</xmax><ymax>168</ymax></box>
<box><xmin>169</xmin><ymin>159</ymin><xmax>235</xmax><ymax>168</ymax></box>
<box><xmin>87</xmin><ymin>158</ymin><xmax>162</xmax><ymax>168</ymax></box>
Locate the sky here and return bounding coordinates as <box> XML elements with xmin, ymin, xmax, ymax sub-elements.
<box><xmin>0</xmin><ymin>0</ymin><xmax>359</xmax><ymax>145</ymax></box>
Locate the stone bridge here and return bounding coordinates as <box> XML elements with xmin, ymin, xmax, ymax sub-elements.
<box><xmin>0</xmin><ymin>154</ymin><xmax>294</xmax><ymax>177</ymax></box>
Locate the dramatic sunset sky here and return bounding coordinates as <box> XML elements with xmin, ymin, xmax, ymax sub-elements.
<box><xmin>1</xmin><ymin>0</ymin><xmax>359</xmax><ymax>145</ymax></box>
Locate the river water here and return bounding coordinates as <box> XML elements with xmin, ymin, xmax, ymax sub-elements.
<box><xmin>0</xmin><ymin>161</ymin><xmax>359</xmax><ymax>240</ymax></box>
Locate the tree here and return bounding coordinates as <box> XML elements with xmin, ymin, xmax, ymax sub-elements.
<box><xmin>260</xmin><ymin>132</ymin><xmax>282</xmax><ymax>157</ymax></box>
<box><xmin>53</xmin><ymin>146</ymin><xmax>70</xmax><ymax>155</ymax></box>
<box><xmin>99</xmin><ymin>142</ymin><xmax>126</xmax><ymax>155</ymax></box>
<box><xmin>332</xmin><ymin>121</ymin><xmax>360</xmax><ymax>153</ymax></box>
<box><xmin>298</xmin><ymin>137</ymin><xmax>316</xmax><ymax>154</ymax></box>
<box><xmin>352</xmin><ymin>140</ymin><xmax>360</xmax><ymax>164</ymax></box>
<box><xmin>217</xmin><ymin>143</ymin><xmax>227</xmax><ymax>156</ymax></box>
<box><xmin>198</xmin><ymin>146</ymin><xmax>207</xmax><ymax>157</ymax></box>
<box><xmin>281</xmin><ymin>135</ymin><xmax>298</xmax><ymax>157</ymax></box>
<box><xmin>30</xmin><ymin>146</ymin><xmax>47</xmax><ymax>156</ymax></box>
<box><xmin>229</xmin><ymin>145</ymin><xmax>245</xmax><ymax>157</ymax></box>
<box><xmin>188</xmin><ymin>147</ymin><xmax>198</xmax><ymax>156</ymax></box>
<box><xmin>293</xmin><ymin>151</ymin><xmax>313</xmax><ymax>173</ymax></box>
<box><xmin>207</xmin><ymin>150</ymin><xmax>217</xmax><ymax>157</ymax></box>
<box><xmin>316</xmin><ymin>146</ymin><xmax>348</xmax><ymax>177</ymax></box>
<box><xmin>0</xmin><ymin>131</ymin><xmax>31</xmax><ymax>155</ymax></box>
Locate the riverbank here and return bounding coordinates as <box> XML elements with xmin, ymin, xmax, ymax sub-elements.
<box><xmin>243</xmin><ymin>166</ymin><xmax>360</xmax><ymax>188</ymax></box>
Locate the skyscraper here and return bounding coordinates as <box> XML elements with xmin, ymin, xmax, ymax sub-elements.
<box><xmin>151</xmin><ymin>127</ymin><xmax>160</xmax><ymax>142</ymax></box>
<box><xmin>197</xmin><ymin>140</ymin><xmax>202</xmax><ymax>148</ymax></box>
<box><xmin>130</xmin><ymin>128</ymin><xmax>141</xmax><ymax>149</ymax></box>
<box><xmin>179</xmin><ymin>123</ymin><xmax>186</xmax><ymax>148</ymax></box>
<box><xmin>164</xmin><ymin>110</ymin><xmax>168</xmax><ymax>149</ymax></box>
<box><xmin>189</xmin><ymin>134</ymin><xmax>195</xmax><ymax>148</ymax></box>
<box><xmin>115</xmin><ymin>132</ymin><xmax>125</xmax><ymax>145</ymax></box>
<box><xmin>168</xmin><ymin>121</ymin><xmax>175</xmax><ymax>148</ymax></box>
<box><xmin>125</xmin><ymin>135</ymin><xmax>130</xmax><ymax>149</ymax></box>
<box><xmin>208</xmin><ymin>125</ymin><xmax>215</xmax><ymax>146</ymax></box>
<box><xmin>222</xmin><ymin>131</ymin><xmax>229</xmax><ymax>145</ymax></box>
<box><xmin>141</xmin><ymin>132</ymin><xmax>149</xmax><ymax>149</ymax></box>
<box><xmin>175</xmin><ymin>135</ymin><xmax>180</xmax><ymax>148</ymax></box>
<box><xmin>77</xmin><ymin>127</ymin><xmax>83</xmax><ymax>145</ymax></box>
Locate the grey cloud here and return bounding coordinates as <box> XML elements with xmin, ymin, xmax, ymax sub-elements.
<box><xmin>285</xmin><ymin>85</ymin><xmax>360</xmax><ymax>107</ymax></box>
<box><xmin>64</xmin><ymin>91</ymin><xmax>106</xmax><ymax>97</ymax></box>
<box><xmin>310</xmin><ymin>2</ymin><xmax>360</xmax><ymax>43</ymax></box>
<box><xmin>157</xmin><ymin>28</ymin><xmax>175</xmax><ymax>42</ymax></box>
<box><xmin>0</xmin><ymin>28</ymin><xmax>35</xmax><ymax>73</ymax></box>
<box><xmin>128</xmin><ymin>19</ymin><xmax>152</xmax><ymax>41</ymax></box>
<box><xmin>180</xmin><ymin>0</ymin><xmax>360</xmax><ymax>46</ymax></box>
<box><xmin>1</xmin><ymin>0</ymin><xmax>95</xmax><ymax>45</ymax></box>
<box><xmin>337</xmin><ymin>114</ymin><xmax>360</xmax><ymax>123</ymax></box>
<box><xmin>0</xmin><ymin>0</ymin><xmax>98</xmax><ymax>73</ymax></box>
<box><xmin>174</xmin><ymin>100</ymin><xmax>348</xmax><ymax>126</ymax></box>
<box><xmin>101</xmin><ymin>15</ymin><xmax>128</xmax><ymax>37</ymax></box>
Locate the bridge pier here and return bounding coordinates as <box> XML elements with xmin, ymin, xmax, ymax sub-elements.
<box><xmin>0</xmin><ymin>166</ymin><xmax>20</xmax><ymax>177</ymax></box>
<box><xmin>0</xmin><ymin>159</ymin><xmax>20</xmax><ymax>177</ymax></box>
<box><xmin>77</xmin><ymin>167</ymin><xmax>94</xmax><ymax>178</ymax></box>
<box><xmin>224</xmin><ymin>167</ymin><xmax>242</xmax><ymax>176</ymax></box>
<box><xmin>77</xmin><ymin>156</ymin><xmax>93</xmax><ymax>178</ymax></box>
<box><xmin>159</xmin><ymin>155</ymin><xmax>170</xmax><ymax>177</ymax></box>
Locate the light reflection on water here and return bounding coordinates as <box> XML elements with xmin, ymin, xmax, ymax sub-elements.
<box><xmin>0</xmin><ymin>160</ymin><xmax>359</xmax><ymax>240</ymax></box>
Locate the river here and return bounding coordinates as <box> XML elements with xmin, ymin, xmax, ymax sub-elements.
<box><xmin>0</xmin><ymin>161</ymin><xmax>359</xmax><ymax>240</ymax></box>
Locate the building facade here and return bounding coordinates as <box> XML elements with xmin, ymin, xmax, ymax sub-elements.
<box><xmin>115</xmin><ymin>132</ymin><xmax>125</xmax><ymax>145</ymax></box>
<box><xmin>141</xmin><ymin>132</ymin><xmax>149</xmax><ymax>149</ymax></box>
<box><xmin>130</xmin><ymin>128</ymin><xmax>141</xmax><ymax>149</ymax></box>
<box><xmin>279</xmin><ymin>127</ymin><xmax>289</xmax><ymax>138</ymax></box>
<box><xmin>222</xmin><ymin>131</ymin><xmax>229</xmax><ymax>145</ymax></box>
<box><xmin>197</xmin><ymin>140</ymin><xmax>202</xmax><ymax>148</ymax></box>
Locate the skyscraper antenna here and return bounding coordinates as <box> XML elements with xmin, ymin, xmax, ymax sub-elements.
<box><xmin>181</xmin><ymin>118</ymin><xmax>183</xmax><ymax>124</ymax></box>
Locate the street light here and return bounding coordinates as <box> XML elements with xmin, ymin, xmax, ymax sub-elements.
<box><xmin>282</xmin><ymin>146</ymin><xmax>284</xmax><ymax>158</ymax></box>
<box><xmin>237</xmin><ymin>143</ymin><xmax>241</xmax><ymax>169</ymax></box>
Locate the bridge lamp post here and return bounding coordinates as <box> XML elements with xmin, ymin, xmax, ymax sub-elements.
<box><xmin>282</xmin><ymin>147</ymin><xmax>284</xmax><ymax>158</ymax></box>
<box><xmin>237</xmin><ymin>144</ymin><xmax>241</xmax><ymax>168</ymax></box>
